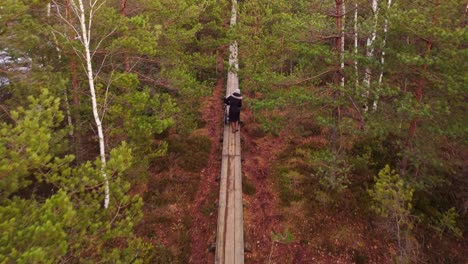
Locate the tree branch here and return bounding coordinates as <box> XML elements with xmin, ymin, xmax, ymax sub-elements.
<box><xmin>275</xmin><ymin>69</ymin><xmax>334</xmax><ymax>87</ymax></box>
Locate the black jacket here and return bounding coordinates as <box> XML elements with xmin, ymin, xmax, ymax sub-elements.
<box><xmin>224</xmin><ymin>93</ymin><xmax>242</xmax><ymax>108</ymax></box>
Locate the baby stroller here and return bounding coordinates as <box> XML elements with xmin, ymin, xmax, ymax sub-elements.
<box><xmin>223</xmin><ymin>102</ymin><xmax>230</xmax><ymax>125</ymax></box>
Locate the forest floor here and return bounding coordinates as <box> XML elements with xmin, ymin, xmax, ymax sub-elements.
<box><xmin>136</xmin><ymin>49</ymin><xmax>466</xmax><ymax>263</ymax></box>
<box><xmin>187</xmin><ymin>73</ymin><xmax>225</xmax><ymax>263</ymax></box>
<box><xmin>240</xmin><ymin>109</ymin><xmax>295</xmax><ymax>263</ymax></box>
<box><xmin>240</xmin><ymin>114</ymin><xmax>395</xmax><ymax>263</ymax></box>
<box><xmin>137</xmin><ymin>82</ymin><xmax>466</xmax><ymax>263</ymax></box>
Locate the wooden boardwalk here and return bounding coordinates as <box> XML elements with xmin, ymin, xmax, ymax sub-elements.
<box><xmin>215</xmin><ymin>1</ymin><xmax>244</xmax><ymax>263</ymax></box>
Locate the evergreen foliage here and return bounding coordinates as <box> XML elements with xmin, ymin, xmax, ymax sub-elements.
<box><xmin>0</xmin><ymin>0</ymin><xmax>466</xmax><ymax>262</ymax></box>
<box><xmin>0</xmin><ymin>90</ymin><xmax>149</xmax><ymax>262</ymax></box>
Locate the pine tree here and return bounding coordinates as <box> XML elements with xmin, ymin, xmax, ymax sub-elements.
<box><xmin>368</xmin><ymin>165</ymin><xmax>414</xmax><ymax>262</ymax></box>
<box><xmin>0</xmin><ymin>90</ymin><xmax>151</xmax><ymax>262</ymax></box>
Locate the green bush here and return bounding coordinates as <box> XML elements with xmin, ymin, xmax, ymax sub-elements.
<box><xmin>310</xmin><ymin>150</ymin><xmax>351</xmax><ymax>193</ymax></box>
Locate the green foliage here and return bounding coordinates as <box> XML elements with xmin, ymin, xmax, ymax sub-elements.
<box><xmin>1</xmin><ymin>0</ymin><xmax>466</xmax><ymax>261</ymax></box>
<box><xmin>109</xmin><ymin>86</ymin><xmax>178</xmax><ymax>155</ymax></box>
<box><xmin>311</xmin><ymin>150</ymin><xmax>351</xmax><ymax>193</ymax></box>
<box><xmin>349</xmin><ymin>134</ymin><xmax>401</xmax><ymax>175</ymax></box>
<box><xmin>0</xmin><ymin>190</ymin><xmax>73</xmax><ymax>263</ymax></box>
<box><xmin>0</xmin><ymin>91</ymin><xmax>150</xmax><ymax>262</ymax></box>
<box><xmin>0</xmin><ymin>89</ymin><xmax>63</xmax><ymax>196</ymax></box>
<box><xmin>433</xmin><ymin>208</ymin><xmax>462</xmax><ymax>239</ymax></box>
<box><xmin>271</xmin><ymin>228</ymin><xmax>295</xmax><ymax>244</ymax></box>
<box><xmin>112</xmin><ymin>15</ymin><xmax>161</xmax><ymax>56</ymax></box>
<box><xmin>368</xmin><ymin>165</ymin><xmax>413</xmax><ymax>219</ymax></box>
<box><xmin>369</xmin><ymin>165</ymin><xmax>415</xmax><ymax>262</ymax></box>
<box><xmin>275</xmin><ymin>167</ymin><xmax>303</xmax><ymax>206</ymax></box>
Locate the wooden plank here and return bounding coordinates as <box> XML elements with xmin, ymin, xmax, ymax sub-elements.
<box><xmin>229</xmin><ymin>132</ymin><xmax>236</xmax><ymax>156</ymax></box>
<box><xmin>216</xmin><ymin>126</ymin><xmax>244</xmax><ymax>263</ymax></box>
<box><xmin>222</xmin><ymin>126</ymin><xmax>230</xmax><ymax>156</ymax></box>
<box><xmin>234</xmin><ymin>155</ymin><xmax>244</xmax><ymax>263</ymax></box>
<box><xmin>235</xmin><ymin>132</ymin><xmax>241</xmax><ymax>156</ymax></box>
<box><xmin>216</xmin><ymin>2</ymin><xmax>243</xmax><ymax>260</ymax></box>
<box><xmin>215</xmin><ymin>155</ymin><xmax>229</xmax><ymax>263</ymax></box>
<box><xmin>224</xmin><ymin>155</ymin><xmax>236</xmax><ymax>263</ymax></box>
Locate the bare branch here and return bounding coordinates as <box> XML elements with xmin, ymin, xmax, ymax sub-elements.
<box><xmin>52</xmin><ymin>1</ymin><xmax>83</xmax><ymax>45</ymax></box>
<box><xmin>92</xmin><ymin>27</ymin><xmax>117</xmax><ymax>59</ymax></box>
<box><xmin>275</xmin><ymin>69</ymin><xmax>335</xmax><ymax>87</ymax></box>
<box><xmin>94</xmin><ymin>51</ymin><xmax>110</xmax><ymax>82</ymax></box>
<box><xmin>99</xmin><ymin>69</ymin><xmax>114</xmax><ymax>121</ymax></box>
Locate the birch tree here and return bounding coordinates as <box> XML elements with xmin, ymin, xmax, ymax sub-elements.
<box><xmin>363</xmin><ymin>0</ymin><xmax>380</xmax><ymax>112</ymax></box>
<box><xmin>373</xmin><ymin>0</ymin><xmax>393</xmax><ymax>111</ymax></box>
<box><xmin>53</xmin><ymin>0</ymin><xmax>110</xmax><ymax>208</ymax></box>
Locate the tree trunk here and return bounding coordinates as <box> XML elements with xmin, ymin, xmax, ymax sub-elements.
<box><xmin>335</xmin><ymin>0</ymin><xmax>343</xmax><ymax>86</ymax></box>
<box><xmin>66</xmin><ymin>0</ymin><xmax>82</xmax><ymax>161</ymax></box>
<box><xmin>47</xmin><ymin>2</ymin><xmax>51</xmax><ymax>17</ymax></box>
<box><xmin>120</xmin><ymin>0</ymin><xmax>130</xmax><ymax>72</ymax></box>
<box><xmin>331</xmin><ymin>0</ymin><xmax>343</xmax><ymax>151</ymax></box>
<box><xmin>401</xmin><ymin>2</ymin><xmax>438</xmax><ymax>176</ymax></box>
<box><xmin>340</xmin><ymin>1</ymin><xmax>346</xmax><ymax>87</ymax></box>
<box><xmin>73</xmin><ymin>0</ymin><xmax>110</xmax><ymax>208</ymax></box>
<box><xmin>363</xmin><ymin>0</ymin><xmax>380</xmax><ymax>112</ymax></box>
<box><xmin>374</xmin><ymin>0</ymin><xmax>393</xmax><ymax>112</ymax></box>
<box><xmin>354</xmin><ymin>2</ymin><xmax>359</xmax><ymax>89</ymax></box>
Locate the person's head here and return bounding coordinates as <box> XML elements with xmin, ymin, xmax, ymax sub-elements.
<box><xmin>234</xmin><ymin>88</ymin><xmax>241</xmax><ymax>94</ymax></box>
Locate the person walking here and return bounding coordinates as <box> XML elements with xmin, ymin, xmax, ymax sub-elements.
<box><xmin>224</xmin><ymin>88</ymin><xmax>242</xmax><ymax>133</ymax></box>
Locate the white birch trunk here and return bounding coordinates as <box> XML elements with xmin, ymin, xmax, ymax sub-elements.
<box><xmin>340</xmin><ymin>1</ymin><xmax>346</xmax><ymax>87</ymax></box>
<box><xmin>73</xmin><ymin>0</ymin><xmax>110</xmax><ymax>208</ymax></box>
<box><xmin>354</xmin><ymin>2</ymin><xmax>359</xmax><ymax>88</ymax></box>
<box><xmin>374</xmin><ymin>0</ymin><xmax>392</xmax><ymax>111</ymax></box>
<box><xmin>363</xmin><ymin>0</ymin><xmax>380</xmax><ymax>112</ymax></box>
<box><xmin>226</xmin><ymin>0</ymin><xmax>239</xmax><ymax>97</ymax></box>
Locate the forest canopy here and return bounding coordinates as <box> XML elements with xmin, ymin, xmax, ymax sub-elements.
<box><xmin>0</xmin><ymin>0</ymin><xmax>466</xmax><ymax>263</ymax></box>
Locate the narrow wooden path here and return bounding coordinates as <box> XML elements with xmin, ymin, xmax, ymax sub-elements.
<box><xmin>215</xmin><ymin>1</ymin><xmax>244</xmax><ymax>263</ymax></box>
